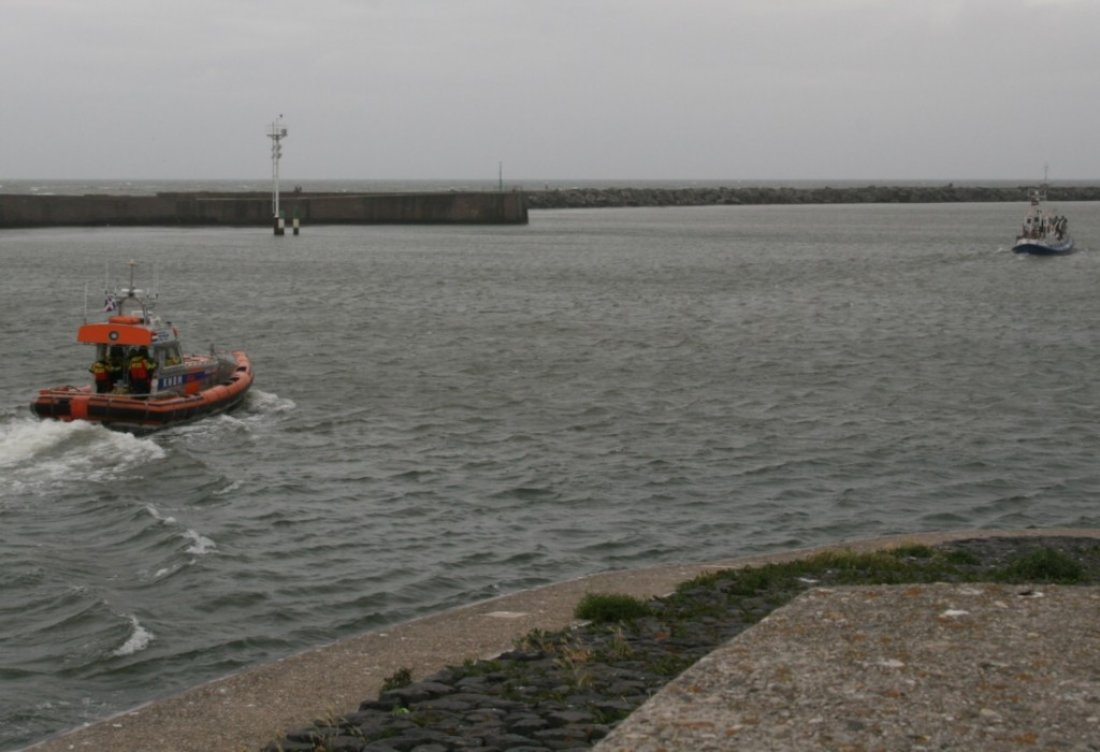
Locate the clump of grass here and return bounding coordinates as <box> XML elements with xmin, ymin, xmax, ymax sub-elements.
<box><xmin>515</xmin><ymin>628</ymin><xmax>556</xmax><ymax>653</ymax></box>
<box><xmin>676</xmin><ymin>547</ymin><xmax>986</xmax><ymax>601</ymax></box>
<box><xmin>891</xmin><ymin>544</ymin><xmax>935</xmax><ymax>559</ymax></box>
<box><xmin>461</xmin><ymin>657</ymin><xmax>504</xmax><ymax>676</ymax></box>
<box><xmin>646</xmin><ymin>653</ymin><xmax>696</xmax><ymax>677</ymax></box>
<box><xmin>408</xmin><ymin>709</ymin><xmax>448</xmax><ymax>728</ymax></box>
<box><xmin>605</xmin><ymin>626</ymin><xmax>634</xmax><ymax>660</ymax></box>
<box><xmin>575</xmin><ymin>592</ymin><xmax>652</xmax><ymax>623</ymax></box>
<box><xmin>805</xmin><ymin>549</ymin><xmax>933</xmax><ymax>581</ymax></box>
<box><xmin>1001</xmin><ymin>547</ymin><xmax>1084</xmax><ymax>583</ymax></box>
<box><xmin>555</xmin><ymin>635</ymin><xmax>595</xmax><ymax>688</ymax></box>
<box><xmin>591</xmin><ymin>705</ymin><xmax>633</xmax><ymax>725</ymax></box>
<box><xmin>683</xmin><ymin>543</ymin><xmax>1093</xmax><ymax>596</ymax></box>
<box><xmin>943</xmin><ymin>549</ymin><xmax>981</xmax><ymax>565</ymax></box>
<box><xmin>380</xmin><ymin>667</ymin><xmax>412</xmax><ymax>693</ymax></box>
<box><xmin>712</xmin><ymin>563</ymin><xmax>800</xmax><ymax>595</ymax></box>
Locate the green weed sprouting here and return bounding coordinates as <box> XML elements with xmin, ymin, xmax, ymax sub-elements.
<box><xmin>1000</xmin><ymin>547</ymin><xmax>1084</xmax><ymax>583</ymax></box>
<box><xmin>461</xmin><ymin>657</ymin><xmax>505</xmax><ymax>676</ymax></box>
<box><xmin>380</xmin><ymin>667</ymin><xmax>412</xmax><ymax>693</ymax></box>
<box><xmin>515</xmin><ymin>628</ymin><xmax>555</xmax><ymax>653</ymax></box>
<box><xmin>674</xmin><ymin>547</ymin><xmax>974</xmax><ymax>599</ymax></box>
<box><xmin>575</xmin><ymin>592</ymin><xmax>653</xmax><ymax>623</ymax></box>
<box><xmin>944</xmin><ymin>549</ymin><xmax>981</xmax><ymax>565</ymax></box>
<box><xmin>673</xmin><ymin>543</ymin><xmax>1095</xmax><ymax>599</ymax></box>
<box><xmin>891</xmin><ymin>544</ymin><xmax>935</xmax><ymax>559</ymax></box>
<box><xmin>605</xmin><ymin>626</ymin><xmax>635</xmax><ymax>660</ymax></box>
<box><xmin>554</xmin><ymin>634</ymin><xmax>595</xmax><ymax>689</ymax></box>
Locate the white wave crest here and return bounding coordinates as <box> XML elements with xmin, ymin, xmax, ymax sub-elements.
<box><xmin>154</xmin><ymin>563</ymin><xmax>184</xmax><ymax>579</ymax></box>
<box><xmin>247</xmin><ymin>388</ymin><xmax>296</xmax><ymax>414</ymax></box>
<box><xmin>183</xmin><ymin>529</ymin><xmax>216</xmax><ymax>555</ymax></box>
<box><xmin>112</xmin><ymin>615</ymin><xmax>154</xmax><ymax>657</ymax></box>
<box><xmin>144</xmin><ymin>504</ymin><xmax>177</xmax><ymax>525</ymax></box>
<box><xmin>214</xmin><ymin>480</ymin><xmax>243</xmax><ymax>496</ymax></box>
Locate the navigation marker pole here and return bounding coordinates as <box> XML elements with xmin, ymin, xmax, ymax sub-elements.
<box><xmin>268</xmin><ymin>115</ymin><xmax>288</xmax><ymax>236</ymax></box>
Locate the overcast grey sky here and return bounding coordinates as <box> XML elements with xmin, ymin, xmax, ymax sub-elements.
<box><xmin>3</xmin><ymin>0</ymin><xmax>1097</xmax><ymax>181</ymax></box>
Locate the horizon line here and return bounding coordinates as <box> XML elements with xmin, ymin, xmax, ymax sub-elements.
<box><xmin>4</xmin><ymin>176</ymin><xmax>1100</xmax><ymax>185</ymax></box>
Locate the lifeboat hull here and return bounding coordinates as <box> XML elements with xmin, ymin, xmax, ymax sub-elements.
<box><xmin>31</xmin><ymin>351</ymin><xmax>254</xmax><ymax>435</ymax></box>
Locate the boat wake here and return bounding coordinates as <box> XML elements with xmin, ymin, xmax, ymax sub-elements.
<box><xmin>244</xmin><ymin>388</ymin><xmax>296</xmax><ymax>415</ymax></box>
<box><xmin>158</xmin><ymin>389</ymin><xmax>295</xmax><ymax>443</ymax></box>
<box><xmin>0</xmin><ymin>418</ymin><xmax>165</xmax><ymax>500</ymax></box>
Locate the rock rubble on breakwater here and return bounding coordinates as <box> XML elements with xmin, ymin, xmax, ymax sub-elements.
<box><xmin>525</xmin><ymin>184</ymin><xmax>1100</xmax><ymax>209</ymax></box>
<box><xmin>261</xmin><ymin>536</ymin><xmax>1100</xmax><ymax>752</ymax></box>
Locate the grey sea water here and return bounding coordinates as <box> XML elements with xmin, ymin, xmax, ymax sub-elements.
<box><xmin>2</xmin><ymin>201</ymin><xmax>1099</xmax><ymax>750</ymax></box>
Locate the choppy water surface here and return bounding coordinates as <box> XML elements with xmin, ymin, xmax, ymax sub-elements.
<box><xmin>2</xmin><ymin>203</ymin><xmax>1099</xmax><ymax>749</ymax></box>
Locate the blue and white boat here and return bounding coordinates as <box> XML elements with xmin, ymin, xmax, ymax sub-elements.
<box><xmin>1013</xmin><ymin>185</ymin><xmax>1074</xmax><ymax>255</ymax></box>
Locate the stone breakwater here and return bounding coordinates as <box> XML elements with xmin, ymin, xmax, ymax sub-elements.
<box><xmin>525</xmin><ymin>184</ymin><xmax>1100</xmax><ymax>209</ymax></box>
<box><xmin>261</xmin><ymin>536</ymin><xmax>1100</xmax><ymax>752</ymax></box>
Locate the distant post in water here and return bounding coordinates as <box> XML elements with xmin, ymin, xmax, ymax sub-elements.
<box><xmin>268</xmin><ymin>115</ymin><xmax>288</xmax><ymax>235</ymax></box>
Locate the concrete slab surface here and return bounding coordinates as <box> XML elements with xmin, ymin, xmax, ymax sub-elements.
<box><xmin>597</xmin><ymin>582</ymin><xmax>1100</xmax><ymax>751</ymax></box>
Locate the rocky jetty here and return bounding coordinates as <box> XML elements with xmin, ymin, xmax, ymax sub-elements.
<box><xmin>525</xmin><ymin>184</ymin><xmax>1100</xmax><ymax>209</ymax></box>
<box><xmin>261</xmin><ymin>536</ymin><xmax>1100</xmax><ymax>752</ymax></box>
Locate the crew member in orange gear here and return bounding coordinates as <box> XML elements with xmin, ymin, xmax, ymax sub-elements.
<box><xmin>89</xmin><ymin>358</ymin><xmax>111</xmax><ymax>393</ymax></box>
<box><xmin>128</xmin><ymin>347</ymin><xmax>156</xmax><ymax>395</ymax></box>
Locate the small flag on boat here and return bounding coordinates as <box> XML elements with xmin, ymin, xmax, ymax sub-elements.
<box><xmin>103</xmin><ymin>295</ymin><xmax>118</xmax><ymax>312</ymax></box>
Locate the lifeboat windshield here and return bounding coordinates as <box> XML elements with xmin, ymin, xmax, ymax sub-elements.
<box><xmin>158</xmin><ymin>342</ymin><xmax>183</xmax><ymax>367</ymax></box>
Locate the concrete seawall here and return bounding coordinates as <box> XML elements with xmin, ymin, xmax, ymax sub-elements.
<box><xmin>0</xmin><ymin>191</ymin><xmax>528</xmax><ymax>228</ymax></box>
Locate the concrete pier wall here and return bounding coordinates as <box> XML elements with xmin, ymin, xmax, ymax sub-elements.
<box><xmin>0</xmin><ymin>191</ymin><xmax>528</xmax><ymax>228</ymax></box>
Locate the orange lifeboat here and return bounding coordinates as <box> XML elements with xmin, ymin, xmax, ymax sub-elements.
<box><xmin>30</xmin><ymin>263</ymin><xmax>255</xmax><ymax>434</ymax></box>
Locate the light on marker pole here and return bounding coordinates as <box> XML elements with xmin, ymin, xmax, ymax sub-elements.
<box><xmin>268</xmin><ymin>116</ymin><xmax>288</xmax><ymax>236</ymax></box>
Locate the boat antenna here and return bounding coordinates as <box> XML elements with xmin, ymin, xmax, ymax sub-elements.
<box><xmin>127</xmin><ymin>259</ymin><xmax>136</xmax><ymax>296</ymax></box>
<box><xmin>83</xmin><ymin>282</ymin><xmax>88</xmax><ymax>324</ymax></box>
